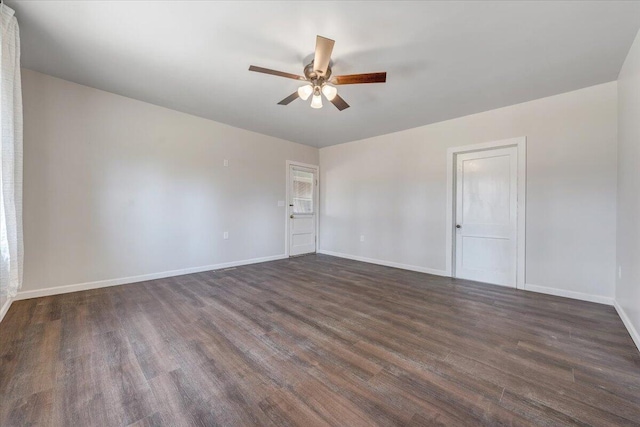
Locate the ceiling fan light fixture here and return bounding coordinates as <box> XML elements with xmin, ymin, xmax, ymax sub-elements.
<box><xmin>310</xmin><ymin>94</ymin><xmax>323</xmax><ymax>109</ymax></box>
<box><xmin>297</xmin><ymin>84</ymin><xmax>313</xmax><ymax>100</ymax></box>
<box><xmin>321</xmin><ymin>84</ymin><xmax>337</xmax><ymax>101</ymax></box>
<box><xmin>310</xmin><ymin>86</ymin><xmax>323</xmax><ymax>109</ymax></box>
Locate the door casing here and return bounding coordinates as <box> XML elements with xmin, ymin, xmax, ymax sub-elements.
<box><xmin>445</xmin><ymin>137</ymin><xmax>526</xmax><ymax>289</ymax></box>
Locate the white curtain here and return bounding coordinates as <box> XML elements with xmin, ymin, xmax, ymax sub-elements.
<box><xmin>0</xmin><ymin>4</ymin><xmax>22</xmax><ymax>300</ymax></box>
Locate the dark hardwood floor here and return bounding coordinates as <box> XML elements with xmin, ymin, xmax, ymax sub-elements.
<box><xmin>1</xmin><ymin>254</ymin><xmax>639</xmax><ymax>426</ymax></box>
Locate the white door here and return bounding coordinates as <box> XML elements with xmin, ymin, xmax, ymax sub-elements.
<box><xmin>455</xmin><ymin>147</ymin><xmax>518</xmax><ymax>287</ymax></box>
<box><xmin>289</xmin><ymin>166</ymin><xmax>317</xmax><ymax>256</ymax></box>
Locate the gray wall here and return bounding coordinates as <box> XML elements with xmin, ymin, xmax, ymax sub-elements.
<box><xmin>320</xmin><ymin>82</ymin><xmax>618</xmax><ymax>301</ymax></box>
<box><xmin>616</xmin><ymin>29</ymin><xmax>640</xmax><ymax>348</ymax></box>
<box><xmin>22</xmin><ymin>69</ymin><xmax>318</xmax><ymax>293</ymax></box>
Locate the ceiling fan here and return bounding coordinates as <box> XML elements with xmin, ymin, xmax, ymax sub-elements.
<box><xmin>249</xmin><ymin>35</ymin><xmax>387</xmax><ymax>111</ymax></box>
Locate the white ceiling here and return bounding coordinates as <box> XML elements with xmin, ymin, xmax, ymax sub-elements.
<box><xmin>9</xmin><ymin>1</ymin><xmax>640</xmax><ymax>148</ymax></box>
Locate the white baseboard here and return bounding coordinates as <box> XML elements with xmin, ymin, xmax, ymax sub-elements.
<box><xmin>0</xmin><ymin>296</ymin><xmax>13</xmax><ymax>323</ymax></box>
<box><xmin>317</xmin><ymin>249</ymin><xmax>450</xmax><ymax>277</ymax></box>
<box><xmin>15</xmin><ymin>254</ymin><xmax>287</xmax><ymax>301</ymax></box>
<box><xmin>614</xmin><ymin>300</ymin><xmax>640</xmax><ymax>352</ymax></box>
<box><xmin>523</xmin><ymin>283</ymin><xmax>613</xmax><ymax>306</ymax></box>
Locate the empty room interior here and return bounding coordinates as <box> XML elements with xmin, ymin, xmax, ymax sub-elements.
<box><xmin>1</xmin><ymin>1</ymin><xmax>640</xmax><ymax>425</ymax></box>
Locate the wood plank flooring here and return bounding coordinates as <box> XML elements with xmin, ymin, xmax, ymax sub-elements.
<box><xmin>1</xmin><ymin>254</ymin><xmax>639</xmax><ymax>426</ymax></box>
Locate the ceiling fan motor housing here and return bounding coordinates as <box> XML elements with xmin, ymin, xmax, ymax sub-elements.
<box><xmin>305</xmin><ymin>61</ymin><xmax>332</xmax><ymax>83</ymax></box>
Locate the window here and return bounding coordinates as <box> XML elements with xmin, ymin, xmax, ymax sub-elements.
<box><xmin>292</xmin><ymin>170</ymin><xmax>314</xmax><ymax>214</ymax></box>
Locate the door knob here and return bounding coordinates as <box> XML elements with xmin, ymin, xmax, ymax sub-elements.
<box><xmin>456</xmin><ymin>224</ymin><xmax>462</xmax><ymax>229</ymax></box>
<box><xmin>290</xmin><ymin>215</ymin><xmax>294</xmax><ymax>219</ymax></box>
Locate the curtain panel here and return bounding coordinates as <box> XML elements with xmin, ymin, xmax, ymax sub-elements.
<box><xmin>0</xmin><ymin>4</ymin><xmax>22</xmax><ymax>300</ymax></box>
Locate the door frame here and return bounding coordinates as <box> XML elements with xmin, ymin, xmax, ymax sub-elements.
<box><xmin>285</xmin><ymin>160</ymin><xmax>319</xmax><ymax>257</ymax></box>
<box><xmin>445</xmin><ymin>137</ymin><xmax>526</xmax><ymax>289</ymax></box>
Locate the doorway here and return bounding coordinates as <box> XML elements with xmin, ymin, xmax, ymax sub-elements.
<box><xmin>446</xmin><ymin>137</ymin><xmax>526</xmax><ymax>288</ymax></box>
<box><xmin>286</xmin><ymin>162</ymin><xmax>319</xmax><ymax>256</ymax></box>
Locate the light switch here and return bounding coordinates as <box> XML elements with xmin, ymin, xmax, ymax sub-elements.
<box><xmin>223</xmin><ymin>231</ymin><xmax>229</xmax><ymax>240</ymax></box>
<box><xmin>223</xmin><ymin>159</ymin><xmax>229</xmax><ymax>167</ymax></box>
<box><xmin>360</xmin><ymin>235</ymin><xmax>365</xmax><ymax>242</ymax></box>
<box><xmin>277</xmin><ymin>200</ymin><xmax>285</xmax><ymax>207</ymax></box>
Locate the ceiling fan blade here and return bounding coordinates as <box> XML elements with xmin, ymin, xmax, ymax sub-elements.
<box><xmin>277</xmin><ymin>91</ymin><xmax>300</xmax><ymax>105</ymax></box>
<box><xmin>330</xmin><ymin>94</ymin><xmax>350</xmax><ymax>111</ymax></box>
<box><xmin>249</xmin><ymin>65</ymin><xmax>306</xmax><ymax>81</ymax></box>
<box><xmin>313</xmin><ymin>36</ymin><xmax>335</xmax><ymax>77</ymax></box>
<box><xmin>331</xmin><ymin>72</ymin><xmax>387</xmax><ymax>85</ymax></box>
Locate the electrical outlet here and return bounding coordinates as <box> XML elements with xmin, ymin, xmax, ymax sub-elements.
<box><xmin>618</xmin><ymin>266</ymin><xmax>622</xmax><ymax>279</ymax></box>
<box><xmin>360</xmin><ymin>235</ymin><xmax>365</xmax><ymax>242</ymax></box>
<box><xmin>223</xmin><ymin>159</ymin><xmax>229</xmax><ymax>167</ymax></box>
<box><xmin>223</xmin><ymin>231</ymin><xmax>229</xmax><ymax>240</ymax></box>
